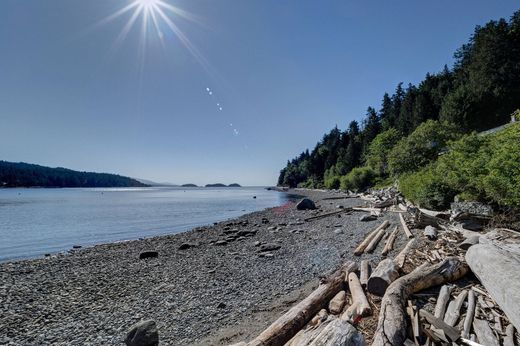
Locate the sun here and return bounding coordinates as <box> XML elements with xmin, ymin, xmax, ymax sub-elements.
<box><xmin>136</xmin><ymin>0</ymin><xmax>159</xmax><ymax>8</ymax></box>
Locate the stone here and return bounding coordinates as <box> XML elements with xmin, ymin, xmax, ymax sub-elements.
<box><xmin>215</xmin><ymin>240</ymin><xmax>228</xmax><ymax>246</ymax></box>
<box><xmin>259</xmin><ymin>243</ymin><xmax>281</xmax><ymax>252</ymax></box>
<box><xmin>72</xmin><ymin>245</ymin><xmax>82</xmax><ymax>249</ymax></box>
<box><xmin>359</xmin><ymin>214</ymin><xmax>377</xmax><ymax>222</ymax></box>
<box><xmin>178</xmin><ymin>243</ymin><xmax>192</xmax><ymax>250</ymax></box>
<box><xmin>217</xmin><ymin>302</ymin><xmax>227</xmax><ymax>309</ymax></box>
<box><xmin>139</xmin><ymin>251</ymin><xmax>158</xmax><ymax>259</ymax></box>
<box><xmin>296</xmin><ymin>198</ymin><xmax>316</xmax><ymax>210</ymax></box>
<box><xmin>124</xmin><ymin>320</ymin><xmax>159</xmax><ymax>346</ymax></box>
<box><xmin>334</xmin><ymin>229</ymin><xmax>343</xmax><ymax>234</ymax></box>
<box><xmin>238</xmin><ymin>230</ymin><xmax>257</xmax><ymax>237</ymax></box>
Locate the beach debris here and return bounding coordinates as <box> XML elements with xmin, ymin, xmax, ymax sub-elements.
<box><xmin>139</xmin><ymin>251</ymin><xmax>158</xmax><ymax>259</ymax></box>
<box><xmin>343</xmin><ymin>272</ymin><xmax>372</xmax><ymax>319</ymax></box>
<box><xmin>458</xmin><ymin>235</ymin><xmax>480</xmax><ymax>250</ymax></box>
<box><xmin>359</xmin><ymin>260</ymin><xmax>370</xmax><ymax>289</ymax></box>
<box><xmin>372</xmin><ymin>258</ymin><xmax>469</xmax><ymax>346</ymax></box>
<box><xmin>367</xmin><ymin>258</ymin><xmax>399</xmax><ymax>296</ymax></box>
<box><xmin>354</xmin><ymin>220</ymin><xmax>390</xmax><ymax>255</ymax></box>
<box><xmin>296</xmin><ymin>198</ymin><xmax>316</xmax><ymax>210</ymax></box>
<box><xmin>359</xmin><ymin>214</ymin><xmax>377</xmax><ymax>222</ymax></box>
<box><xmin>424</xmin><ymin>225</ymin><xmax>438</xmax><ymax>240</ymax></box>
<box><xmin>285</xmin><ymin>317</ymin><xmax>365</xmax><ymax>346</ymax></box>
<box><xmin>214</xmin><ymin>240</ymin><xmax>228</xmax><ymax>246</ymax></box>
<box><xmin>444</xmin><ymin>289</ymin><xmax>468</xmax><ymax>326</ymax></box>
<box><xmin>178</xmin><ymin>243</ymin><xmax>193</xmax><ymax>250</ymax></box>
<box><xmin>328</xmin><ymin>290</ymin><xmax>346</xmax><ymax>315</ymax></box>
<box><xmin>72</xmin><ymin>245</ymin><xmax>82</xmax><ymax>249</ymax></box>
<box><xmin>124</xmin><ymin>320</ymin><xmax>159</xmax><ymax>346</ymax></box>
<box><xmin>382</xmin><ymin>226</ymin><xmax>399</xmax><ymax>256</ymax></box>
<box><xmin>399</xmin><ymin>213</ymin><xmax>414</xmax><ymax>239</ymax></box>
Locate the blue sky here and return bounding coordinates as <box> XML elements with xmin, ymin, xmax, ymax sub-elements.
<box><xmin>0</xmin><ymin>1</ymin><xmax>518</xmax><ymax>185</ymax></box>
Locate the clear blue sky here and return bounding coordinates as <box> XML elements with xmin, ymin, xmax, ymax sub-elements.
<box><xmin>1</xmin><ymin>1</ymin><xmax>518</xmax><ymax>185</ymax></box>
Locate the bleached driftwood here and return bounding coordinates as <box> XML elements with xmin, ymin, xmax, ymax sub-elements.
<box><xmin>394</xmin><ymin>239</ymin><xmax>416</xmax><ymax>268</ymax></box>
<box><xmin>504</xmin><ymin>324</ymin><xmax>516</xmax><ymax>346</ymax></box>
<box><xmin>424</xmin><ymin>226</ymin><xmax>438</xmax><ymax>241</ymax></box>
<box><xmin>462</xmin><ymin>290</ymin><xmax>476</xmax><ymax>339</ymax></box>
<box><xmin>343</xmin><ymin>272</ymin><xmax>371</xmax><ymax>319</ymax></box>
<box><xmin>371</xmin><ymin>258</ymin><xmax>469</xmax><ymax>346</ymax></box>
<box><xmin>444</xmin><ymin>289</ymin><xmax>468</xmax><ymax>326</ymax></box>
<box><xmin>472</xmin><ymin>318</ymin><xmax>500</xmax><ymax>346</ymax></box>
<box><xmin>285</xmin><ymin>316</ymin><xmax>365</xmax><ymax>346</ymax></box>
<box><xmin>381</xmin><ymin>226</ymin><xmax>399</xmax><ymax>256</ymax></box>
<box><xmin>328</xmin><ymin>291</ymin><xmax>346</xmax><ymax>315</ymax></box>
<box><xmin>367</xmin><ymin>258</ymin><xmax>399</xmax><ymax>296</ymax></box>
<box><xmin>466</xmin><ymin>243</ymin><xmax>520</xmax><ymax>331</ymax></box>
<box><xmin>354</xmin><ymin>220</ymin><xmax>390</xmax><ymax>255</ymax></box>
<box><xmin>248</xmin><ymin>262</ymin><xmax>353</xmax><ymax>346</ymax></box>
<box><xmin>399</xmin><ymin>213</ymin><xmax>414</xmax><ymax>239</ymax></box>
<box><xmin>434</xmin><ymin>285</ymin><xmax>453</xmax><ymax>319</ymax></box>
<box><xmin>359</xmin><ymin>260</ymin><xmax>370</xmax><ymax>289</ymax></box>
<box><xmin>365</xmin><ymin>223</ymin><xmax>390</xmax><ymax>253</ymax></box>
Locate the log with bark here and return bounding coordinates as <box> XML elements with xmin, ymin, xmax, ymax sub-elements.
<box><xmin>371</xmin><ymin>257</ymin><xmax>469</xmax><ymax>346</ymax></box>
<box><xmin>367</xmin><ymin>258</ymin><xmax>399</xmax><ymax>296</ymax></box>
<box><xmin>354</xmin><ymin>220</ymin><xmax>390</xmax><ymax>256</ymax></box>
<box><xmin>248</xmin><ymin>262</ymin><xmax>353</xmax><ymax>346</ymax></box>
<box><xmin>381</xmin><ymin>226</ymin><xmax>399</xmax><ymax>256</ymax></box>
<box><xmin>466</xmin><ymin>243</ymin><xmax>520</xmax><ymax>332</ymax></box>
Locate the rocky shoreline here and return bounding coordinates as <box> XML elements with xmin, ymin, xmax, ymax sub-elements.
<box><xmin>0</xmin><ymin>189</ymin><xmax>404</xmax><ymax>345</ymax></box>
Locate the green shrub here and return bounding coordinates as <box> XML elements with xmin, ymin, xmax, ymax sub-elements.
<box><xmin>365</xmin><ymin>128</ymin><xmax>401</xmax><ymax>176</ymax></box>
<box><xmin>324</xmin><ymin>175</ymin><xmax>341</xmax><ymax>189</ymax></box>
<box><xmin>340</xmin><ymin>167</ymin><xmax>376</xmax><ymax>192</ymax></box>
<box><xmin>388</xmin><ymin>120</ymin><xmax>460</xmax><ymax>176</ymax></box>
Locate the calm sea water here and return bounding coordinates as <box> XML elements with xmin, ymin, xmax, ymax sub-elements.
<box><xmin>0</xmin><ymin>187</ymin><xmax>296</xmax><ymax>262</ymax></box>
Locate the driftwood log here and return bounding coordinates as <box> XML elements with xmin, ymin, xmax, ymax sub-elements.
<box><xmin>365</xmin><ymin>223</ymin><xmax>390</xmax><ymax>253</ymax></box>
<box><xmin>472</xmin><ymin>318</ymin><xmax>500</xmax><ymax>346</ymax></box>
<box><xmin>381</xmin><ymin>226</ymin><xmax>399</xmax><ymax>256</ymax></box>
<box><xmin>286</xmin><ymin>317</ymin><xmax>365</xmax><ymax>346</ymax></box>
<box><xmin>248</xmin><ymin>262</ymin><xmax>353</xmax><ymax>346</ymax></box>
<box><xmin>504</xmin><ymin>324</ymin><xmax>516</xmax><ymax>346</ymax></box>
<box><xmin>462</xmin><ymin>290</ymin><xmax>476</xmax><ymax>339</ymax></box>
<box><xmin>399</xmin><ymin>213</ymin><xmax>414</xmax><ymax>239</ymax></box>
<box><xmin>466</xmin><ymin>243</ymin><xmax>520</xmax><ymax>331</ymax></box>
<box><xmin>354</xmin><ymin>220</ymin><xmax>390</xmax><ymax>255</ymax></box>
<box><xmin>328</xmin><ymin>291</ymin><xmax>346</xmax><ymax>315</ymax></box>
<box><xmin>444</xmin><ymin>289</ymin><xmax>467</xmax><ymax>326</ymax></box>
<box><xmin>434</xmin><ymin>285</ymin><xmax>453</xmax><ymax>319</ymax></box>
<box><xmin>371</xmin><ymin>257</ymin><xmax>469</xmax><ymax>346</ymax></box>
<box><xmin>394</xmin><ymin>239</ymin><xmax>416</xmax><ymax>268</ymax></box>
<box><xmin>359</xmin><ymin>260</ymin><xmax>370</xmax><ymax>289</ymax></box>
<box><xmin>424</xmin><ymin>226</ymin><xmax>438</xmax><ymax>241</ymax></box>
<box><xmin>343</xmin><ymin>272</ymin><xmax>371</xmax><ymax>319</ymax></box>
<box><xmin>367</xmin><ymin>258</ymin><xmax>399</xmax><ymax>296</ymax></box>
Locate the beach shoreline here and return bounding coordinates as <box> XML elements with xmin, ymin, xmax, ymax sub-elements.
<box><xmin>0</xmin><ymin>189</ymin><xmax>404</xmax><ymax>345</ymax></box>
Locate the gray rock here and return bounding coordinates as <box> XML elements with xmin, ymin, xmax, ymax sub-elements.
<box><xmin>459</xmin><ymin>235</ymin><xmax>480</xmax><ymax>250</ymax></box>
<box><xmin>124</xmin><ymin>320</ymin><xmax>159</xmax><ymax>346</ymax></box>
<box><xmin>259</xmin><ymin>243</ymin><xmax>281</xmax><ymax>252</ymax></box>
<box><xmin>215</xmin><ymin>240</ymin><xmax>228</xmax><ymax>246</ymax></box>
<box><xmin>178</xmin><ymin>243</ymin><xmax>192</xmax><ymax>250</ymax></box>
<box><xmin>359</xmin><ymin>214</ymin><xmax>377</xmax><ymax>222</ymax></box>
<box><xmin>334</xmin><ymin>229</ymin><xmax>343</xmax><ymax>234</ymax></box>
<box><xmin>296</xmin><ymin>198</ymin><xmax>316</xmax><ymax>210</ymax></box>
<box><xmin>139</xmin><ymin>251</ymin><xmax>158</xmax><ymax>259</ymax></box>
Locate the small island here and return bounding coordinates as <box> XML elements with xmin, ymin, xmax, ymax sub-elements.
<box><xmin>181</xmin><ymin>184</ymin><xmax>198</xmax><ymax>187</ymax></box>
<box><xmin>205</xmin><ymin>183</ymin><xmax>227</xmax><ymax>187</ymax></box>
<box><xmin>228</xmin><ymin>183</ymin><xmax>241</xmax><ymax>187</ymax></box>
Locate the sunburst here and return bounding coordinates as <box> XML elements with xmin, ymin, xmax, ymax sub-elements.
<box><xmin>99</xmin><ymin>0</ymin><xmax>209</xmax><ymax>71</ymax></box>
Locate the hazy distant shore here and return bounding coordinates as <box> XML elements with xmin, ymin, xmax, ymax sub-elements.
<box><xmin>0</xmin><ymin>189</ymin><xmax>404</xmax><ymax>345</ymax></box>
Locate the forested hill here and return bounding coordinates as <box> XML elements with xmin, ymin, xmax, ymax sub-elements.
<box><xmin>278</xmin><ymin>10</ymin><xmax>520</xmax><ymax>201</ymax></box>
<box><xmin>0</xmin><ymin>161</ymin><xmax>148</xmax><ymax>188</ymax></box>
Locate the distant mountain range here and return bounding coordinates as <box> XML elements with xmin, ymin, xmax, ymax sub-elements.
<box><xmin>0</xmin><ymin>161</ymin><xmax>147</xmax><ymax>188</ymax></box>
<box><xmin>205</xmin><ymin>183</ymin><xmax>241</xmax><ymax>187</ymax></box>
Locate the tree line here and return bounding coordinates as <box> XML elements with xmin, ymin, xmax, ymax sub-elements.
<box><xmin>278</xmin><ymin>11</ymin><xmax>520</xmax><ymax>192</ymax></box>
<box><xmin>0</xmin><ymin>161</ymin><xmax>147</xmax><ymax>188</ymax></box>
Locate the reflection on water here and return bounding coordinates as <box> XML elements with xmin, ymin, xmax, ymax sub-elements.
<box><xmin>0</xmin><ymin>187</ymin><xmax>292</xmax><ymax>262</ymax></box>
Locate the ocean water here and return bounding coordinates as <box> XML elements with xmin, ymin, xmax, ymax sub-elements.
<box><xmin>0</xmin><ymin>187</ymin><xmax>297</xmax><ymax>262</ymax></box>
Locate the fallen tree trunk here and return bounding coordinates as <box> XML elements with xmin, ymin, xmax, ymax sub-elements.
<box><xmin>381</xmin><ymin>226</ymin><xmax>399</xmax><ymax>256</ymax></box>
<box><xmin>248</xmin><ymin>262</ymin><xmax>353</xmax><ymax>346</ymax></box>
<box><xmin>367</xmin><ymin>258</ymin><xmax>399</xmax><ymax>296</ymax></box>
<box><xmin>286</xmin><ymin>317</ymin><xmax>366</xmax><ymax>346</ymax></box>
<box><xmin>466</xmin><ymin>243</ymin><xmax>520</xmax><ymax>331</ymax></box>
<box><xmin>343</xmin><ymin>272</ymin><xmax>371</xmax><ymax>319</ymax></box>
<box><xmin>371</xmin><ymin>257</ymin><xmax>469</xmax><ymax>346</ymax></box>
<box><xmin>354</xmin><ymin>220</ymin><xmax>390</xmax><ymax>256</ymax></box>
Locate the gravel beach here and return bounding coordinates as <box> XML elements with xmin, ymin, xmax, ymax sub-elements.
<box><xmin>0</xmin><ymin>189</ymin><xmax>406</xmax><ymax>345</ymax></box>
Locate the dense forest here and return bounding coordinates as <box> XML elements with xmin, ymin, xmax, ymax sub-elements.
<box><xmin>0</xmin><ymin>161</ymin><xmax>148</xmax><ymax>188</ymax></box>
<box><xmin>278</xmin><ymin>10</ymin><xmax>520</xmax><ymax>210</ymax></box>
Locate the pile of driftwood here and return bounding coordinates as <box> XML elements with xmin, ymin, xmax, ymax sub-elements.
<box><xmin>231</xmin><ymin>192</ymin><xmax>519</xmax><ymax>346</ymax></box>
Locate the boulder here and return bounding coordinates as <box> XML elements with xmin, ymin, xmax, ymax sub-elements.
<box><xmin>296</xmin><ymin>198</ymin><xmax>316</xmax><ymax>210</ymax></box>
<box><xmin>139</xmin><ymin>251</ymin><xmax>158</xmax><ymax>259</ymax></box>
<box><xmin>124</xmin><ymin>320</ymin><xmax>159</xmax><ymax>346</ymax></box>
<box><xmin>359</xmin><ymin>214</ymin><xmax>377</xmax><ymax>222</ymax></box>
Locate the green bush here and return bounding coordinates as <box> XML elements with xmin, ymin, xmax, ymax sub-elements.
<box><xmin>365</xmin><ymin>128</ymin><xmax>401</xmax><ymax>176</ymax></box>
<box><xmin>340</xmin><ymin>167</ymin><xmax>376</xmax><ymax>192</ymax></box>
<box><xmin>324</xmin><ymin>175</ymin><xmax>341</xmax><ymax>189</ymax></box>
<box><xmin>388</xmin><ymin>120</ymin><xmax>460</xmax><ymax>176</ymax></box>
<box><xmin>399</xmin><ymin>123</ymin><xmax>520</xmax><ymax>209</ymax></box>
